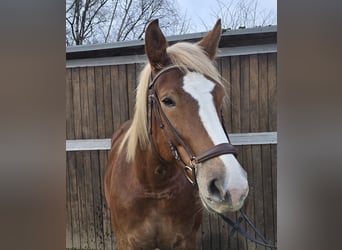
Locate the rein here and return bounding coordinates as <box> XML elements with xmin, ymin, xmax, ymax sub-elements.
<box><xmin>147</xmin><ymin>65</ymin><xmax>277</xmax><ymax>249</ymax></box>
<box><xmin>148</xmin><ymin>65</ymin><xmax>236</xmax><ymax>187</ymax></box>
<box><xmin>219</xmin><ymin>209</ymin><xmax>277</xmax><ymax>249</ymax></box>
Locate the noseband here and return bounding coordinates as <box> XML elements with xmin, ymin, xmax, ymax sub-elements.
<box><xmin>148</xmin><ymin>65</ymin><xmax>237</xmax><ymax>188</ymax></box>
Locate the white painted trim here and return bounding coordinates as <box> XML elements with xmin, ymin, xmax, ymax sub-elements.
<box><xmin>65</xmin><ymin>132</ymin><xmax>277</xmax><ymax>151</ymax></box>
<box><xmin>229</xmin><ymin>132</ymin><xmax>277</xmax><ymax>145</ymax></box>
<box><xmin>66</xmin><ymin>139</ymin><xmax>112</xmax><ymax>151</ymax></box>
<box><xmin>66</xmin><ymin>44</ymin><xmax>277</xmax><ymax>68</ymax></box>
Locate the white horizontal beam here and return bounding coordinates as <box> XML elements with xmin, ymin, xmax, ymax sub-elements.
<box><xmin>66</xmin><ymin>139</ymin><xmax>112</xmax><ymax>151</ymax></box>
<box><xmin>66</xmin><ymin>132</ymin><xmax>277</xmax><ymax>151</ymax></box>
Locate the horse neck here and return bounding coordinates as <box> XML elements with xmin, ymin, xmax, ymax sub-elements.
<box><xmin>134</xmin><ymin>116</ymin><xmax>182</xmax><ymax>192</ymax></box>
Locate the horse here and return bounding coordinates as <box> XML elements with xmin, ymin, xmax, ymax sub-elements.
<box><xmin>105</xmin><ymin>19</ymin><xmax>249</xmax><ymax>250</ymax></box>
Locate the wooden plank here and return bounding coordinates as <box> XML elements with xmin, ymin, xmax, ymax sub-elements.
<box><xmin>78</xmin><ymin>67</ymin><xmax>91</xmax><ymax>249</ymax></box>
<box><xmin>87</xmin><ymin>67</ymin><xmax>98</xmax><ymax>138</ymax></box>
<box><xmin>97</xmin><ymin>70</ymin><xmax>113</xmax><ymax>249</ymax></box>
<box><xmin>239</xmin><ymin>55</ymin><xmax>250</xmax><ymax>249</ymax></box>
<box><xmin>126</xmin><ymin>63</ymin><xmax>137</xmax><ymax>119</ymax></box>
<box><xmin>221</xmin><ymin>57</ymin><xmax>233</xmax><ymax>134</ymax></box>
<box><xmin>95</xmin><ymin>67</ymin><xmax>106</xmax><ymax>139</ymax></box>
<box><xmin>67</xmin><ymin>151</ymin><xmax>81</xmax><ymax>249</ymax></box>
<box><xmin>118</xmin><ymin>64</ymin><xmax>129</xmax><ymax>124</ymax></box>
<box><xmin>81</xmin><ymin>68</ymin><xmax>97</xmax><ymax>249</ymax></box>
<box><xmin>271</xmin><ymin>144</ymin><xmax>277</xmax><ymax>243</ymax></box>
<box><xmin>71</xmin><ymin>67</ymin><xmax>89</xmax><ymax>248</ymax></box>
<box><xmin>268</xmin><ymin>53</ymin><xmax>277</xmax><ymax>132</ymax></box>
<box><xmin>94</xmin><ymin>67</ymin><xmax>105</xmax><ymax>249</ymax></box>
<box><xmin>66</xmin><ymin>151</ymin><xmax>73</xmax><ymax>248</ymax></box>
<box><xmin>230</xmin><ymin>56</ymin><xmax>241</xmax><ymax>135</ymax></box>
<box><xmin>201</xmin><ymin>210</ymin><xmax>212</xmax><ymax>250</ymax></box>
<box><xmin>260</xmin><ymin>53</ymin><xmax>275</xmax><ymax>246</ymax></box>
<box><xmin>261</xmin><ymin>144</ymin><xmax>275</xmax><ymax>244</ymax></box>
<box><xmin>91</xmin><ymin>151</ymin><xmax>105</xmax><ymax>249</ymax></box>
<box><xmin>247</xmin><ymin>54</ymin><xmax>259</xmax><ymax>250</ymax></box>
<box><xmin>103</xmin><ymin>66</ymin><xmax>114</xmax><ymax>138</ymax></box>
<box><xmin>66</xmin><ymin>69</ymin><xmax>75</xmax><ymax>140</ymax></box>
<box><xmin>100</xmin><ymin>150</ymin><xmax>113</xmax><ymax>250</ymax></box>
<box><xmin>66</xmin><ymin>69</ymin><xmax>78</xmax><ymax>248</ymax></box>
<box><xmin>268</xmin><ymin>53</ymin><xmax>277</xmax><ymax>244</ymax></box>
<box><xmin>251</xmin><ymin>54</ymin><xmax>267</xmax><ymax>250</ymax></box>
<box><xmin>110</xmin><ymin>65</ymin><xmax>121</xmax><ymax>131</ymax></box>
<box><xmin>210</xmin><ymin>213</ymin><xmax>221</xmax><ymax>250</ymax></box>
<box><xmin>72</xmin><ymin>68</ymin><xmax>82</xmax><ymax>139</ymax></box>
<box><xmin>259</xmin><ymin>54</ymin><xmax>269</xmax><ymax>133</ymax></box>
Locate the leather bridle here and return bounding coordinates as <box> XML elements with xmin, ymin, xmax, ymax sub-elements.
<box><xmin>147</xmin><ymin>65</ymin><xmax>237</xmax><ymax>188</ymax></box>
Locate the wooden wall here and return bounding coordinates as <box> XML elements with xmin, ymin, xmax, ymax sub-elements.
<box><xmin>66</xmin><ymin>53</ymin><xmax>277</xmax><ymax>250</ymax></box>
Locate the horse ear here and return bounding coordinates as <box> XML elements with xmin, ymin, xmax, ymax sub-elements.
<box><xmin>145</xmin><ymin>19</ymin><xmax>170</xmax><ymax>71</ymax></box>
<box><xmin>198</xmin><ymin>19</ymin><xmax>222</xmax><ymax>60</ymax></box>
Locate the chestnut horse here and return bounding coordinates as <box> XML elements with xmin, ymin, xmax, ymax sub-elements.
<box><xmin>105</xmin><ymin>19</ymin><xmax>249</xmax><ymax>249</ymax></box>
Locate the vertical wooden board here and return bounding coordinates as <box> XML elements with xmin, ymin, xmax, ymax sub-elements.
<box><xmin>83</xmin><ymin>150</ymin><xmax>97</xmax><ymax>249</ymax></box>
<box><xmin>201</xmin><ymin>210</ymin><xmax>212</xmax><ymax>250</ymax></box>
<box><xmin>242</xmin><ymin>145</ymin><xmax>256</xmax><ymax>250</ymax></box>
<box><xmin>252</xmin><ymin>145</ymin><xmax>265</xmax><ymax>250</ymax></box>
<box><xmin>103</xmin><ymin>66</ymin><xmax>114</xmax><ymax>138</ymax></box>
<box><xmin>240</xmin><ymin>55</ymin><xmax>250</xmax><ymax>133</ymax></box>
<box><xmin>67</xmin><ymin>152</ymin><xmax>81</xmax><ymax>249</ymax></box>
<box><xmin>118</xmin><ymin>64</ymin><xmax>129</xmax><ymax>124</ymax></box>
<box><xmin>100</xmin><ymin>150</ymin><xmax>113</xmax><ymax>250</ymax></box>
<box><xmin>76</xmin><ymin>150</ymin><xmax>89</xmax><ymax>249</ymax></box>
<box><xmin>110</xmin><ymin>65</ymin><xmax>121</xmax><ymax>132</ymax></box>
<box><xmin>80</xmin><ymin>67</ymin><xmax>90</xmax><ymax>138</ymax></box>
<box><xmin>126</xmin><ymin>63</ymin><xmax>136</xmax><ymax>119</ymax></box>
<box><xmin>91</xmin><ymin>151</ymin><xmax>105</xmax><ymax>249</ymax></box>
<box><xmin>221</xmin><ymin>57</ymin><xmax>233</xmax><ymax>131</ymax></box>
<box><xmin>80</xmin><ymin>68</ymin><xmax>97</xmax><ymax>248</ymax></box>
<box><xmin>210</xmin><ymin>213</ymin><xmax>221</xmax><ymax>250</ymax></box>
<box><xmin>249</xmin><ymin>54</ymin><xmax>259</xmax><ymax>133</ymax></box>
<box><xmin>196</xmin><ymin>224</ymin><xmax>203</xmax><ymax>250</ymax></box>
<box><xmin>66</xmin><ymin>69</ymin><xmax>75</xmax><ymax>140</ymax></box>
<box><xmin>218</xmin><ymin>212</ymin><xmax>230</xmax><ymax>250</ymax></box>
<box><xmin>87</xmin><ymin>67</ymin><xmax>98</xmax><ymax>138</ymax></box>
<box><xmin>66</xmin><ymin>152</ymin><xmax>73</xmax><ymax>248</ymax></box>
<box><xmin>239</xmin><ymin>55</ymin><xmax>250</xmax><ymax>249</ymax></box>
<box><xmin>261</xmin><ymin>144</ymin><xmax>275</xmax><ymax>244</ymax></box>
<box><xmin>258</xmin><ymin>54</ymin><xmax>269</xmax><ymax>132</ymax></box>
<box><xmin>271</xmin><ymin>144</ymin><xmax>277</xmax><ymax>243</ymax></box>
<box><xmin>95</xmin><ymin>67</ymin><xmax>106</xmax><ymax>139</ymax></box>
<box><xmin>71</xmin><ymin>67</ymin><xmax>89</xmax><ymax>248</ymax></box>
<box><xmin>250</xmin><ymin>55</ymin><xmax>265</xmax><ymax>250</ymax></box>
<box><xmin>267</xmin><ymin>53</ymin><xmax>277</xmax><ymax>132</ymax></box>
<box><xmin>71</xmin><ymin>68</ymin><xmax>82</xmax><ymax>139</ymax></box>
<box><xmin>230</xmin><ymin>56</ymin><xmax>241</xmax><ymax>133</ymax></box>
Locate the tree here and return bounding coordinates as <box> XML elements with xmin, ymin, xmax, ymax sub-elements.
<box><xmin>66</xmin><ymin>0</ymin><xmax>110</xmax><ymax>45</ymax></box>
<box><xmin>66</xmin><ymin>0</ymin><xmax>190</xmax><ymax>45</ymax></box>
<box><xmin>207</xmin><ymin>0</ymin><xmax>276</xmax><ymax>30</ymax></box>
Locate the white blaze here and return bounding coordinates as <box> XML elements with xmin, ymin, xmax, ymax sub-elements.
<box><xmin>182</xmin><ymin>72</ymin><xmax>247</xmax><ymax>190</ymax></box>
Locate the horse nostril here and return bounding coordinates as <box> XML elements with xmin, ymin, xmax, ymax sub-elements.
<box><xmin>208</xmin><ymin>179</ymin><xmax>225</xmax><ymax>201</ymax></box>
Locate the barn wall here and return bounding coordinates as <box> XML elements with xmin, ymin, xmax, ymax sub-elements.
<box><xmin>66</xmin><ymin>28</ymin><xmax>277</xmax><ymax>250</ymax></box>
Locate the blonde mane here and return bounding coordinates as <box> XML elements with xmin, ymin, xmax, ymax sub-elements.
<box><xmin>119</xmin><ymin>42</ymin><xmax>224</xmax><ymax>161</ymax></box>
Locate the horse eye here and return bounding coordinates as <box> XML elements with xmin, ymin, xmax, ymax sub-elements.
<box><xmin>162</xmin><ymin>97</ymin><xmax>176</xmax><ymax>107</ymax></box>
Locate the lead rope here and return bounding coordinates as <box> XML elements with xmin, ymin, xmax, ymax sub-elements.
<box><xmin>219</xmin><ymin>209</ymin><xmax>277</xmax><ymax>249</ymax></box>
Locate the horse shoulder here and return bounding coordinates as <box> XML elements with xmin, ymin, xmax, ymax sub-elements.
<box><xmin>104</xmin><ymin>120</ymin><xmax>132</xmax><ymax>207</ymax></box>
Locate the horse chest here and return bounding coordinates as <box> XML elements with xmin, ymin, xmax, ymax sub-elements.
<box><xmin>126</xmin><ymin>202</ymin><xmax>199</xmax><ymax>249</ymax></box>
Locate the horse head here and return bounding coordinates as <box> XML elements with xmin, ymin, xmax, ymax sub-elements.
<box><xmin>144</xmin><ymin>19</ymin><xmax>249</xmax><ymax>214</ymax></box>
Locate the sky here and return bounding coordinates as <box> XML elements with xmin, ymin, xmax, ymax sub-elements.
<box><xmin>176</xmin><ymin>0</ymin><xmax>277</xmax><ymax>32</ymax></box>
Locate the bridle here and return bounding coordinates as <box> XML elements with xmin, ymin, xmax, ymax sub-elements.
<box><xmin>147</xmin><ymin>65</ymin><xmax>237</xmax><ymax>188</ymax></box>
<box><xmin>147</xmin><ymin>65</ymin><xmax>277</xmax><ymax>249</ymax></box>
